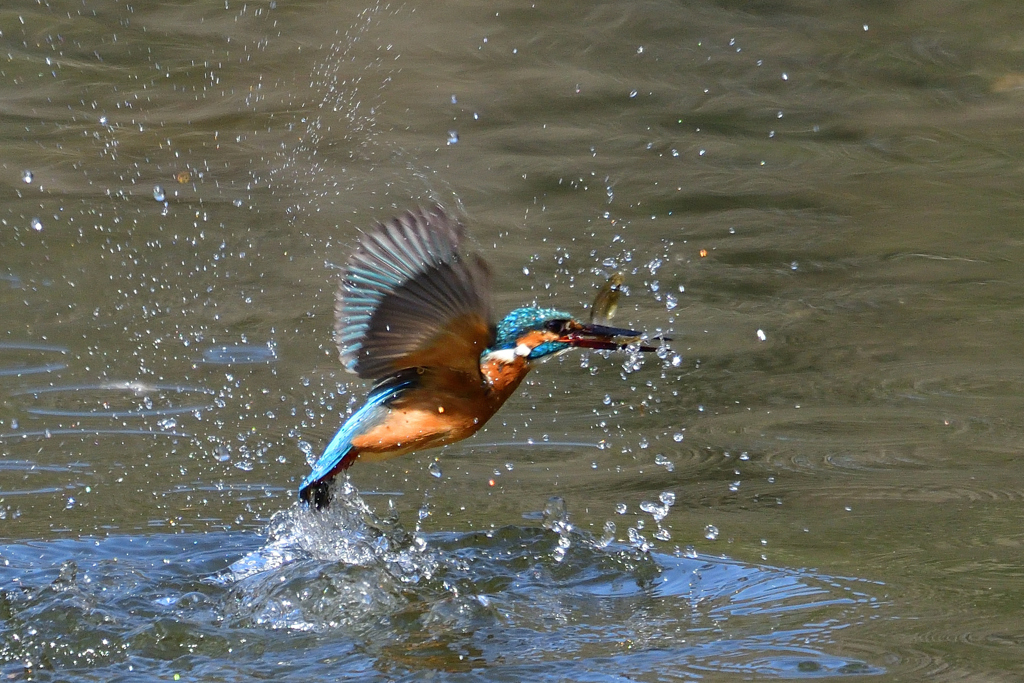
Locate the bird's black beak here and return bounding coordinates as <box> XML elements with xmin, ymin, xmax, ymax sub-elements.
<box><xmin>562</xmin><ymin>322</ymin><xmax>666</xmax><ymax>352</ymax></box>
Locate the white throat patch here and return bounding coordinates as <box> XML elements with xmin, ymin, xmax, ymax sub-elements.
<box><xmin>484</xmin><ymin>343</ymin><xmax>532</xmax><ymax>364</ymax></box>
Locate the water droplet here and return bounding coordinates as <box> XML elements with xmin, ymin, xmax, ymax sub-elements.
<box><xmin>603</xmin><ymin>394</ymin><xmax>612</xmax><ymax>405</ymax></box>
<box><xmin>790</xmin><ymin>261</ymin><xmax>798</xmax><ymax>271</ymax></box>
<box><xmin>672</xmin><ymin>432</ymin><xmax>684</xmax><ymax>442</ymax></box>
<box><xmin>99</xmin><ymin>115</ymin><xmax>108</xmax><ymax>125</ymax></box>
<box><xmin>659</xmin><ymin>491</ymin><xmax>676</xmax><ymax>506</ymax></box>
<box><xmin>21</xmin><ymin>170</ymin><xmax>33</xmax><ymax>184</ymax></box>
<box><xmin>504</xmin><ymin>461</ymin><xmax>514</xmax><ymax>471</ymax></box>
<box><xmin>739</xmin><ymin>451</ymin><xmax>750</xmax><ymax>461</ymax></box>
<box><xmin>653</xmin><ymin>528</ymin><xmax>671</xmax><ymax>541</ymax></box>
<box><xmin>450</xmin><ymin>94</ymin><xmax>457</xmax><ymax>104</ymax></box>
<box><xmin>629</xmin><ymin>89</ymin><xmax>638</xmax><ymax>98</ymax></box>
<box><xmin>639</xmin><ymin>437</ymin><xmax>649</xmax><ymax>449</ymax></box>
<box><xmin>446</xmin><ymin>130</ymin><xmax>459</xmax><ymax>145</ymax></box>
<box><xmin>30</xmin><ymin>217</ymin><xmax>43</xmax><ymax>231</ymax></box>
<box><xmin>597</xmin><ymin>520</ymin><xmax>616</xmax><ymax>547</ymax></box>
<box><xmin>542</xmin><ymin>496</ymin><xmax>569</xmax><ymax>529</ymax></box>
<box><xmin>153</xmin><ymin>185</ymin><xmax>166</xmax><ymax>202</ymax></box>
<box><xmin>704</xmin><ymin>524</ymin><xmax>719</xmax><ymax>540</ymax></box>
<box><xmin>757</xmin><ymin>329</ymin><xmax>767</xmax><ymax>341</ymax></box>
<box><xmin>665</xmin><ymin>294</ymin><xmax>677</xmax><ymax>310</ymax></box>
<box><xmin>215</xmin><ymin>445</ymin><xmax>231</xmax><ymax>462</ymax></box>
<box><xmin>233</xmin><ymin>199</ymin><xmax>243</xmax><ymax>208</ymax></box>
<box><xmin>640</xmin><ymin>500</ymin><xmax>669</xmax><ymax>521</ymax></box>
<box><xmin>729</xmin><ymin>481</ymin><xmax>740</xmax><ymax>492</ymax></box>
<box><xmin>627</xmin><ymin>527</ymin><xmax>649</xmax><ymax>551</ymax></box>
<box><xmin>65</xmin><ymin>497</ymin><xmax>75</xmax><ymax>510</ymax></box>
<box><xmin>522</xmin><ymin>266</ymin><xmax>530</xmax><ymax>275</ymax></box>
<box><xmin>297</xmin><ymin>440</ymin><xmax>315</xmax><ymax>466</ymax></box>
<box><xmin>234</xmin><ymin>460</ymin><xmax>254</xmax><ymax>471</ymax></box>
<box><xmin>671</xmin><ymin>355</ymin><xmax>682</xmax><ymax>367</ymax></box>
<box><xmin>428</xmin><ymin>461</ymin><xmax>442</xmax><ymax>478</ymax></box>
<box><xmin>654</xmin><ymin>454</ymin><xmax>674</xmax><ymax>472</ymax></box>
<box><xmin>782</xmin><ymin>72</ymin><xmax>789</xmax><ymax>81</ymax></box>
<box><xmin>614</xmin><ymin>503</ymin><xmax>627</xmax><ymax>515</ymax></box>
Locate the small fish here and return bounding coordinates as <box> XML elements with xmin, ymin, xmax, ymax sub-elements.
<box><xmin>589</xmin><ymin>272</ymin><xmax>624</xmax><ymax>325</ymax></box>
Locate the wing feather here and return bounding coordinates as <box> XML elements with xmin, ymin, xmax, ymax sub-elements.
<box><xmin>335</xmin><ymin>206</ymin><xmax>494</xmax><ymax>380</ymax></box>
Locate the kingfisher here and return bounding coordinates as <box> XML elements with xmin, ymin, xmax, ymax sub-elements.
<box><xmin>299</xmin><ymin>205</ymin><xmax>661</xmax><ymax>508</ymax></box>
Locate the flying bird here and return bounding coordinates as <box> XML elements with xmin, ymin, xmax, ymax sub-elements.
<box><xmin>300</xmin><ymin>206</ymin><xmax>661</xmax><ymax>508</ymax></box>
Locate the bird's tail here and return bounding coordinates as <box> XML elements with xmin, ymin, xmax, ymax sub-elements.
<box><xmin>299</xmin><ymin>478</ymin><xmax>333</xmax><ymax>510</ymax></box>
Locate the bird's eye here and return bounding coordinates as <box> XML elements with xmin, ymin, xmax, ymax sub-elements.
<box><xmin>544</xmin><ymin>319</ymin><xmax>569</xmax><ymax>333</ymax></box>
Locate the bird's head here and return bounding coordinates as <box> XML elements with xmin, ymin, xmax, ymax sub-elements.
<box><xmin>488</xmin><ymin>306</ymin><xmax>656</xmax><ymax>362</ymax></box>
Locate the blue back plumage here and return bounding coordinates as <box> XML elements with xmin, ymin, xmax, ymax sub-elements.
<box><xmin>298</xmin><ymin>373</ymin><xmax>416</xmax><ymax>503</ymax></box>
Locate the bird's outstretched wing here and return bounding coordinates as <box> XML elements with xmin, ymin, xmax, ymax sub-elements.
<box><xmin>335</xmin><ymin>205</ymin><xmax>494</xmax><ymax>380</ymax></box>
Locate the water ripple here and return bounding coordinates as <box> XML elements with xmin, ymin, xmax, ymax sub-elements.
<box><xmin>0</xmin><ymin>428</ymin><xmax>192</xmax><ymax>440</ymax></box>
<box><xmin>9</xmin><ymin>382</ymin><xmax>215</xmax><ymax>419</ymax></box>
<box><xmin>0</xmin><ymin>341</ymin><xmax>68</xmax><ymax>377</ymax></box>
<box><xmin>202</xmin><ymin>344</ymin><xmax>278</xmax><ymax>365</ymax></box>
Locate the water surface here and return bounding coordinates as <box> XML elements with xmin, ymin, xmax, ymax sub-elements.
<box><xmin>2</xmin><ymin>0</ymin><xmax>1024</xmax><ymax>679</ymax></box>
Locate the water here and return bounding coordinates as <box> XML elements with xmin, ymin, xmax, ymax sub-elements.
<box><xmin>0</xmin><ymin>484</ymin><xmax>882</xmax><ymax>680</ymax></box>
<box><xmin>2</xmin><ymin>0</ymin><xmax>1024</xmax><ymax>679</ymax></box>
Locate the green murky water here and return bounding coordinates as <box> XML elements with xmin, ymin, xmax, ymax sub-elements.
<box><xmin>2</xmin><ymin>0</ymin><xmax>1024</xmax><ymax>679</ymax></box>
